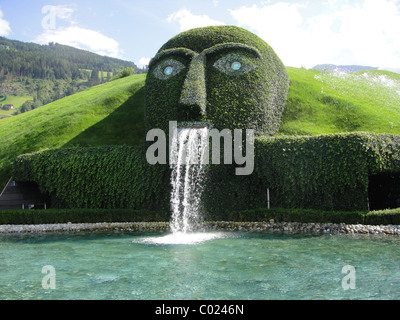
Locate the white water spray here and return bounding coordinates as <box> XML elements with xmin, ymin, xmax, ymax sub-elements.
<box><xmin>169</xmin><ymin>127</ymin><xmax>209</xmax><ymax>234</ymax></box>
<box><xmin>136</xmin><ymin>125</ymin><xmax>239</xmax><ymax>245</ymax></box>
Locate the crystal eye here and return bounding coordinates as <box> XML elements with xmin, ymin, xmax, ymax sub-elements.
<box><xmin>213</xmin><ymin>53</ymin><xmax>257</xmax><ymax>76</ymax></box>
<box><xmin>231</xmin><ymin>62</ymin><xmax>241</xmax><ymax>70</ymax></box>
<box><xmin>152</xmin><ymin>59</ymin><xmax>185</xmax><ymax>80</ymax></box>
<box><xmin>164</xmin><ymin>66</ymin><xmax>173</xmax><ymax>75</ymax></box>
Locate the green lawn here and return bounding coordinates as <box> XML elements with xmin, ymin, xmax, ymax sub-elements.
<box><xmin>0</xmin><ymin>95</ymin><xmax>33</xmax><ymax>119</ymax></box>
<box><xmin>281</xmin><ymin>67</ymin><xmax>400</xmax><ymax>135</ymax></box>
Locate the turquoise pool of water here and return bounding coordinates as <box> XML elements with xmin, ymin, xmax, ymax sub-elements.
<box><xmin>0</xmin><ymin>231</ymin><xmax>399</xmax><ymax>300</ymax></box>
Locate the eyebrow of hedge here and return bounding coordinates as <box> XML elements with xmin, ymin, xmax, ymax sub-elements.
<box><xmin>149</xmin><ymin>48</ymin><xmax>197</xmax><ymax>69</ymax></box>
<box><xmin>202</xmin><ymin>43</ymin><xmax>261</xmax><ymax>59</ymax></box>
<box><xmin>149</xmin><ymin>43</ymin><xmax>261</xmax><ymax>70</ymax></box>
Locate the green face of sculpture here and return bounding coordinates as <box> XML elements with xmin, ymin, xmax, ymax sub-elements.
<box><xmin>145</xmin><ymin>25</ymin><xmax>289</xmax><ymax>136</ymax></box>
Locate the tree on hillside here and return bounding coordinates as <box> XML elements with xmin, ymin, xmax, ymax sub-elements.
<box><xmin>120</xmin><ymin>67</ymin><xmax>135</xmax><ymax>78</ymax></box>
<box><xmin>111</xmin><ymin>67</ymin><xmax>135</xmax><ymax>81</ymax></box>
<box><xmin>90</xmin><ymin>68</ymin><xmax>100</xmax><ymax>85</ymax></box>
<box><xmin>19</xmin><ymin>99</ymin><xmax>42</xmax><ymax>113</ymax></box>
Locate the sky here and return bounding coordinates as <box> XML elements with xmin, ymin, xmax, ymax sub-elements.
<box><xmin>0</xmin><ymin>0</ymin><xmax>399</xmax><ymax>71</ymax></box>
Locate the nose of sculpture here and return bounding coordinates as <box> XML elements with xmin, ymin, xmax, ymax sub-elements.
<box><xmin>178</xmin><ymin>55</ymin><xmax>206</xmax><ymax>122</ymax></box>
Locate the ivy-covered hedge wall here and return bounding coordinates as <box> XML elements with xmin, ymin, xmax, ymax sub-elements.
<box><xmin>12</xmin><ymin>133</ymin><xmax>400</xmax><ymax>212</ymax></box>
<box><xmin>13</xmin><ymin>145</ymin><xmax>170</xmax><ymax>210</ymax></box>
<box><xmin>204</xmin><ymin>132</ymin><xmax>400</xmax><ymax>213</ymax></box>
<box><xmin>145</xmin><ymin>25</ymin><xmax>289</xmax><ymax>136</ymax></box>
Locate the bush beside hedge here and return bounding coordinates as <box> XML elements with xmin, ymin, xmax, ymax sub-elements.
<box><xmin>216</xmin><ymin>208</ymin><xmax>400</xmax><ymax>225</ymax></box>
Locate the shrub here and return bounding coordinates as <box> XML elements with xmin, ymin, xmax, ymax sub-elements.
<box><xmin>218</xmin><ymin>207</ymin><xmax>400</xmax><ymax>225</ymax></box>
<box><xmin>215</xmin><ymin>208</ymin><xmax>367</xmax><ymax>224</ymax></box>
<box><xmin>363</xmin><ymin>208</ymin><xmax>400</xmax><ymax>225</ymax></box>
<box><xmin>0</xmin><ymin>208</ymin><xmax>169</xmax><ymax>225</ymax></box>
<box><xmin>111</xmin><ymin>67</ymin><xmax>135</xmax><ymax>81</ymax></box>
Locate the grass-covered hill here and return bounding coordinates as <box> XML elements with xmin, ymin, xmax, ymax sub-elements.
<box><xmin>282</xmin><ymin>67</ymin><xmax>400</xmax><ymax>135</ymax></box>
<box><xmin>1</xmin><ymin>67</ymin><xmax>400</xmax><ymax>189</ymax></box>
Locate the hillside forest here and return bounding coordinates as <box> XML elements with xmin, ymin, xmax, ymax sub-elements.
<box><xmin>0</xmin><ymin>36</ymin><xmax>145</xmax><ymax>116</ymax></box>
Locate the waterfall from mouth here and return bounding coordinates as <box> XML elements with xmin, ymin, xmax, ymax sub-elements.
<box><xmin>169</xmin><ymin>127</ymin><xmax>209</xmax><ymax>234</ymax></box>
<box><xmin>137</xmin><ymin>125</ymin><xmax>232</xmax><ymax>245</ymax></box>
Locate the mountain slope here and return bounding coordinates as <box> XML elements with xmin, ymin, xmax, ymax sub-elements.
<box><xmin>312</xmin><ymin>64</ymin><xmax>378</xmax><ymax>73</ymax></box>
<box><xmin>0</xmin><ymin>37</ymin><xmax>138</xmax><ymax>79</ymax></box>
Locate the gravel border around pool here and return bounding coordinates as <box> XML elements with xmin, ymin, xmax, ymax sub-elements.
<box><xmin>1</xmin><ymin>221</ymin><xmax>400</xmax><ymax>235</ymax></box>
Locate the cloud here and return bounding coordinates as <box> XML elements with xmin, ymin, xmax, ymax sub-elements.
<box><xmin>229</xmin><ymin>3</ymin><xmax>309</xmax><ymax>67</ymax></box>
<box><xmin>334</xmin><ymin>0</ymin><xmax>400</xmax><ymax>68</ymax></box>
<box><xmin>138</xmin><ymin>57</ymin><xmax>151</xmax><ymax>68</ymax></box>
<box><xmin>229</xmin><ymin>0</ymin><xmax>400</xmax><ymax>68</ymax></box>
<box><xmin>0</xmin><ymin>9</ymin><xmax>11</xmax><ymax>36</ymax></box>
<box><xmin>34</xmin><ymin>5</ymin><xmax>122</xmax><ymax>58</ymax></box>
<box><xmin>167</xmin><ymin>8</ymin><xmax>225</xmax><ymax>31</ymax></box>
<box><xmin>34</xmin><ymin>26</ymin><xmax>122</xmax><ymax>58</ymax></box>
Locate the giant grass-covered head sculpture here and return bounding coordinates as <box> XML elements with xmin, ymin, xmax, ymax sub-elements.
<box><xmin>145</xmin><ymin>25</ymin><xmax>289</xmax><ymax>136</ymax></box>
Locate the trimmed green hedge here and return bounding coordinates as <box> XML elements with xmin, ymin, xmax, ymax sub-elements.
<box><xmin>0</xmin><ymin>208</ymin><xmax>169</xmax><ymax>225</ymax></box>
<box><xmin>1</xmin><ymin>207</ymin><xmax>399</xmax><ymax>226</ymax></box>
<box><xmin>216</xmin><ymin>208</ymin><xmax>400</xmax><ymax>225</ymax></box>
<box><xmin>12</xmin><ymin>132</ymin><xmax>400</xmax><ymax>213</ymax></box>
<box><xmin>145</xmin><ymin>25</ymin><xmax>289</xmax><ymax>136</ymax></box>
<box><xmin>13</xmin><ymin>145</ymin><xmax>170</xmax><ymax>210</ymax></box>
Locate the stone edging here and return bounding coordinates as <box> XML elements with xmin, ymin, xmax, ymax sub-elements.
<box><xmin>205</xmin><ymin>221</ymin><xmax>400</xmax><ymax>235</ymax></box>
<box><xmin>0</xmin><ymin>221</ymin><xmax>400</xmax><ymax>235</ymax></box>
<box><xmin>0</xmin><ymin>222</ymin><xmax>170</xmax><ymax>234</ymax></box>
